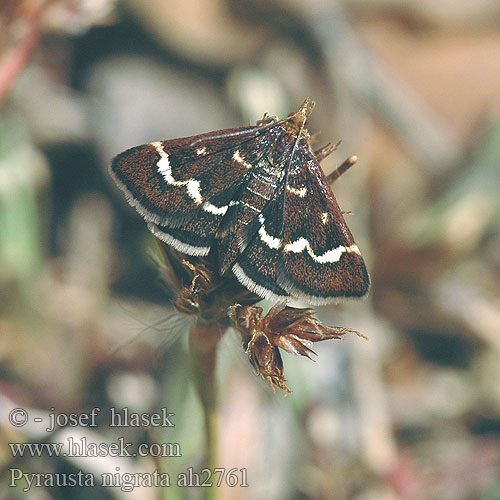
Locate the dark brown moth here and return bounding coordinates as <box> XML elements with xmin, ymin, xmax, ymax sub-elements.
<box><xmin>109</xmin><ymin>99</ymin><xmax>370</xmax><ymax>305</ymax></box>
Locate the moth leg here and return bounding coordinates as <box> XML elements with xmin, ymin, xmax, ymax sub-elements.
<box><xmin>326</xmin><ymin>155</ymin><xmax>358</xmax><ymax>185</ymax></box>
<box><xmin>181</xmin><ymin>259</ymin><xmax>210</xmax><ymax>295</ymax></box>
<box><xmin>173</xmin><ymin>259</ymin><xmax>214</xmax><ymax>314</ymax></box>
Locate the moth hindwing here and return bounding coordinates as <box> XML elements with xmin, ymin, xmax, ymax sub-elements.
<box><xmin>110</xmin><ymin>98</ymin><xmax>370</xmax><ymax>305</ymax></box>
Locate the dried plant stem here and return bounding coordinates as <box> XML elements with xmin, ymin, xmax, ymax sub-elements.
<box><xmin>0</xmin><ymin>0</ymin><xmax>54</xmax><ymax>104</ymax></box>
<box><xmin>188</xmin><ymin>319</ymin><xmax>226</xmax><ymax>500</ymax></box>
<box><xmin>327</xmin><ymin>155</ymin><xmax>358</xmax><ymax>185</ymax></box>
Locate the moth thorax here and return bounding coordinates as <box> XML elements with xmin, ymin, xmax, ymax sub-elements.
<box><xmin>262</xmin><ymin>161</ymin><xmax>284</xmax><ymax>182</ymax></box>
<box><xmin>261</xmin><ymin>153</ymin><xmax>281</xmax><ymax>175</ymax></box>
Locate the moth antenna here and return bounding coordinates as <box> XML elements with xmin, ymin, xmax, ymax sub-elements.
<box><xmin>327</xmin><ymin>155</ymin><xmax>358</xmax><ymax>184</ymax></box>
<box><xmin>314</xmin><ymin>140</ymin><xmax>342</xmax><ymax>162</ymax></box>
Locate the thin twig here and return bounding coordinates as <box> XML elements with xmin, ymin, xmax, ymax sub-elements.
<box><xmin>327</xmin><ymin>155</ymin><xmax>358</xmax><ymax>185</ymax></box>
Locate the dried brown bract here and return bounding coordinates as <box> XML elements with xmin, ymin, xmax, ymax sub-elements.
<box><xmin>246</xmin><ymin>330</ymin><xmax>289</xmax><ymax>392</ymax></box>
<box><xmin>229</xmin><ymin>303</ymin><xmax>367</xmax><ymax>392</ymax></box>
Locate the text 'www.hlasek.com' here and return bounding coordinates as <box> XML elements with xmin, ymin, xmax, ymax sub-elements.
<box><xmin>7</xmin><ymin>406</ymin><xmax>248</xmax><ymax>492</ymax></box>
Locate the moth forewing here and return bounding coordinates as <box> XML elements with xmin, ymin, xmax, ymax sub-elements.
<box><xmin>109</xmin><ymin>99</ymin><xmax>370</xmax><ymax>305</ymax></box>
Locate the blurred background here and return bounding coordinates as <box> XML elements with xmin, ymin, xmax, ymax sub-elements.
<box><xmin>1</xmin><ymin>0</ymin><xmax>500</xmax><ymax>499</ymax></box>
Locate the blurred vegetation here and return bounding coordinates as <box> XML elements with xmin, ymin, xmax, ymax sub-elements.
<box><xmin>1</xmin><ymin>1</ymin><xmax>500</xmax><ymax>499</ymax></box>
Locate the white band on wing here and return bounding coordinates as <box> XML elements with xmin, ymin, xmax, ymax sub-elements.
<box><xmin>284</xmin><ymin>238</ymin><xmax>360</xmax><ymax>263</ymax></box>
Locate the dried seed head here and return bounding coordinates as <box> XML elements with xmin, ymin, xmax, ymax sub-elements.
<box><xmin>229</xmin><ymin>303</ymin><xmax>366</xmax><ymax>392</ymax></box>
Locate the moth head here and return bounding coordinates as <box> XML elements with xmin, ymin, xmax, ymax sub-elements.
<box><xmin>288</xmin><ymin>98</ymin><xmax>315</xmax><ymax>137</ymax></box>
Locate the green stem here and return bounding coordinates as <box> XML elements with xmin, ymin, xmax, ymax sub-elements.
<box><xmin>189</xmin><ymin>320</ymin><xmax>226</xmax><ymax>500</ymax></box>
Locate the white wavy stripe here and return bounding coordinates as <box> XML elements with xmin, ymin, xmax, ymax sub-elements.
<box><xmin>202</xmin><ymin>202</ymin><xmax>228</xmax><ymax>215</ymax></box>
<box><xmin>284</xmin><ymin>238</ymin><xmax>360</xmax><ymax>264</ymax></box>
<box><xmin>152</xmin><ymin>141</ymin><xmax>203</xmax><ymax>205</ymax></box>
<box><xmin>258</xmin><ymin>214</ymin><xmax>281</xmax><ymax>249</ymax></box>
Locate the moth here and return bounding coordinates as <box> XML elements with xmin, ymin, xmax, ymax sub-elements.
<box><xmin>110</xmin><ymin>99</ymin><xmax>370</xmax><ymax>305</ymax></box>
